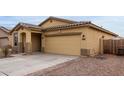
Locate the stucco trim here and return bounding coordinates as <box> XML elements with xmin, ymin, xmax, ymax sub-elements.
<box><xmin>45</xmin><ymin>32</ymin><xmax>82</xmax><ymax>37</ymax></box>
<box><xmin>0</xmin><ymin>37</ymin><xmax>8</xmax><ymax>39</ymax></box>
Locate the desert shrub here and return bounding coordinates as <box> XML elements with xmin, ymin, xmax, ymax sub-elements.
<box><xmin>3</xmin><ymin>48</ymin><xmax>8</xmax><ymax>57</ymax></box>
<box><xmin>0</xmin><ymin>45</ymin><xmax>12</xmax><ymax>58</ymax></box>
<box><xmin>0</xmin><ymin>48</ymin><xmax>3</xmax><ymax>58</ymax></box>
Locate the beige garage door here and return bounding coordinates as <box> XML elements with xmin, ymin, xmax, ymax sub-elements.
<box><xmin>45</xmin><ymin>35</ymin><xmax>81</xmax><ymax>55</ymax></box>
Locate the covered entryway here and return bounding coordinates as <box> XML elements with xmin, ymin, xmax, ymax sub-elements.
<box><xmin>45</xmin><ymin>35</ymin><xmax>81</xmax><ymax>55</ymax></box>
<box><xmin>31</xmin><ymin>33</ymin><xmax>41</xmax><ymax>52</ymax></box>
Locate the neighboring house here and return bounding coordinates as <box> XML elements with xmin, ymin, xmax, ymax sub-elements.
<box><xmin>0</xmin><ymin>26</ymin><xmax>9</xmax><ymax>48</ymax></box>
<box><xmin>9</xmin><ymin>16</ymin><xmax>118</xmax><ymax>56</ymax></box>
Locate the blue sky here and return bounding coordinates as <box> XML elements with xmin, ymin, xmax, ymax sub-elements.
<box><xmin>0</xmin><ymin>16</ymin><xmax>124</xmax><ymax>36</ymax></box>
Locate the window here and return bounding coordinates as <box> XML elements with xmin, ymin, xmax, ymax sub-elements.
<box><xmin>13</xmin><ymin>33</ymin><xmax>18</xmax><ymax>46</ymax></box>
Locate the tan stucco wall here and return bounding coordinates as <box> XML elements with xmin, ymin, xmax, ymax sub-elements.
<box><xmin>9</xmin><ymin>28</ymin><xmax>42</xmax><ymax>53</ymax></box>
<box><xmin>0</xmin><ymin>29</ymin><xmax>9</xmax><ymax>47</ymax></box>
<box><xmin>9</xmin><ymin>24</ymin><xmax>116</xmax><ymax>56</ymax></box>
<box><xmin>0</xmin><ymin>38</ymin><xmax>8</xmax><ymax>47</ymax></box>
<box><xmin>85</xmin><ymin>27</ymin><xmax>115</xmax><ymax>55</ymax></box>
<box><xmin>0</xmin><ymin>30</ymin><xmax>8</xmax><ymax>37</ymax></box>
<box><xmin>9</xmin><ymin>35</ymin><xmax>12</xmax><ymax>46</ymax></box>
<box><xmin>9</xmin><ymin>28</ymin><xmax>32</xmax><ymax>53</ymax></box>
<box><xmin>43</xmin><ymin>27</ymin><xmax>116</xmax><ymax>56</ymax></box>
<box><xmin>40</xmin><ymin>19</ymin><xmax>71</xmax><ymax>28</ymax></box>
<box><xmin>9</xmin><ymin>31</ymin><xmax>17</xmax><ymax>47</ymax></box>
<box><xmin>9</xmin><ymin>28</ymin><xmax>31</xmax><ymax>46</ymax></box>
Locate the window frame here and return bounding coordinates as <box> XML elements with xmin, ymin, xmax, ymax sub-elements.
<box><xmin>13</xmin><ymin>32</ymin><xmax>18</xmax><ymax>47</ymax></box>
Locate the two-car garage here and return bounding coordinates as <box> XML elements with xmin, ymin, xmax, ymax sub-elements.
<box><xmin>44</xmin><ymin>35</ymin><xmax>81</xmax><ymax>56</ymax></box>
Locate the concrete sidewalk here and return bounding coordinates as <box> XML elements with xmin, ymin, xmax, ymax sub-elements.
<box><xmin>0</xmin><ymin>53</ymin><xmax>78</xmax><ymax>76</ymax></box>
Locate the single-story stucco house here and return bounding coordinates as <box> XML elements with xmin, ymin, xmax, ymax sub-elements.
<box><xmin>9</xmin><ymin>16</ymin><xmax>118</xmax><ymax>56</ymax></box>
<box><xmin>0</xmin><ymin>26</ymin><xmax>9</xmax><ymax>48</ymax></box>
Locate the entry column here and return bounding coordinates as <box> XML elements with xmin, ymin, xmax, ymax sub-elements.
<box><xmin>18</xmin><ymin>31</ymin><xmax>22</xmax><ymax>53</ymax></box>
<box><xmin>25</xmin><ymin>31</ymin><xmax>32</xmax><ymax>54</ymax></box>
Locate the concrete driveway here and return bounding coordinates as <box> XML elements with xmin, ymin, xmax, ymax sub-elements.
<box><xmin>0</xmin><ymin>53</ymin><xmax>78</xmax><ymax>76</ymax></box>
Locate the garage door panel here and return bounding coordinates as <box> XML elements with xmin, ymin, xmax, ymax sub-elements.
<box><xmin>45</xmin><ymin>35</ymin><xmax>81</xmax><ymax>55</ymax></box>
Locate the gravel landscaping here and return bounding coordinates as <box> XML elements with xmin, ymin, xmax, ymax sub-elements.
<box><xmin>28</xmin><ymin>55</ymin><xmax>124</xmax><ymax>76</ymax></box>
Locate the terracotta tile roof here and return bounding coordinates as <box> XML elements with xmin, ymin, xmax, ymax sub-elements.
<box><xmin>19</xmin><ymin>23</ymin><xmax>41</xmax><ymax>29</ymax></box>
<box><xmin>43</xmin><ymin>21</ymin><xmax>118</xmax><ymax>36</ymax></box>
<box><xmin>43</xmin><ymin>21</ymin><xmax>90</xmax><ymax>30</ymax></box>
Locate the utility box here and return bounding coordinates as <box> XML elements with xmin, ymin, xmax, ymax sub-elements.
<box><xmin>117</xmin><ymin>48</ymin><xmax>124</xmax><ymax>55</ymax></box>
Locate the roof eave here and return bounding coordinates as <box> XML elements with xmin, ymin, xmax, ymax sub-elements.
<box><xmin>89</xmin><ymin>23</ymin><xmax>118</xmax><ymax>37</ymax></box>
<box><xmin>10</xmin><ymin>23</ymin><xmax>21</xmax><ymax>34</ymax></box>
<box><xmin>0</xmin><ymin>27</ymin><xmax>9</xmax><ymax>34</ymax></box>
<box><xmin>10</xmin><ymin>23</ymin><xmax>42</xmax><ymax>34</ymax></box>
